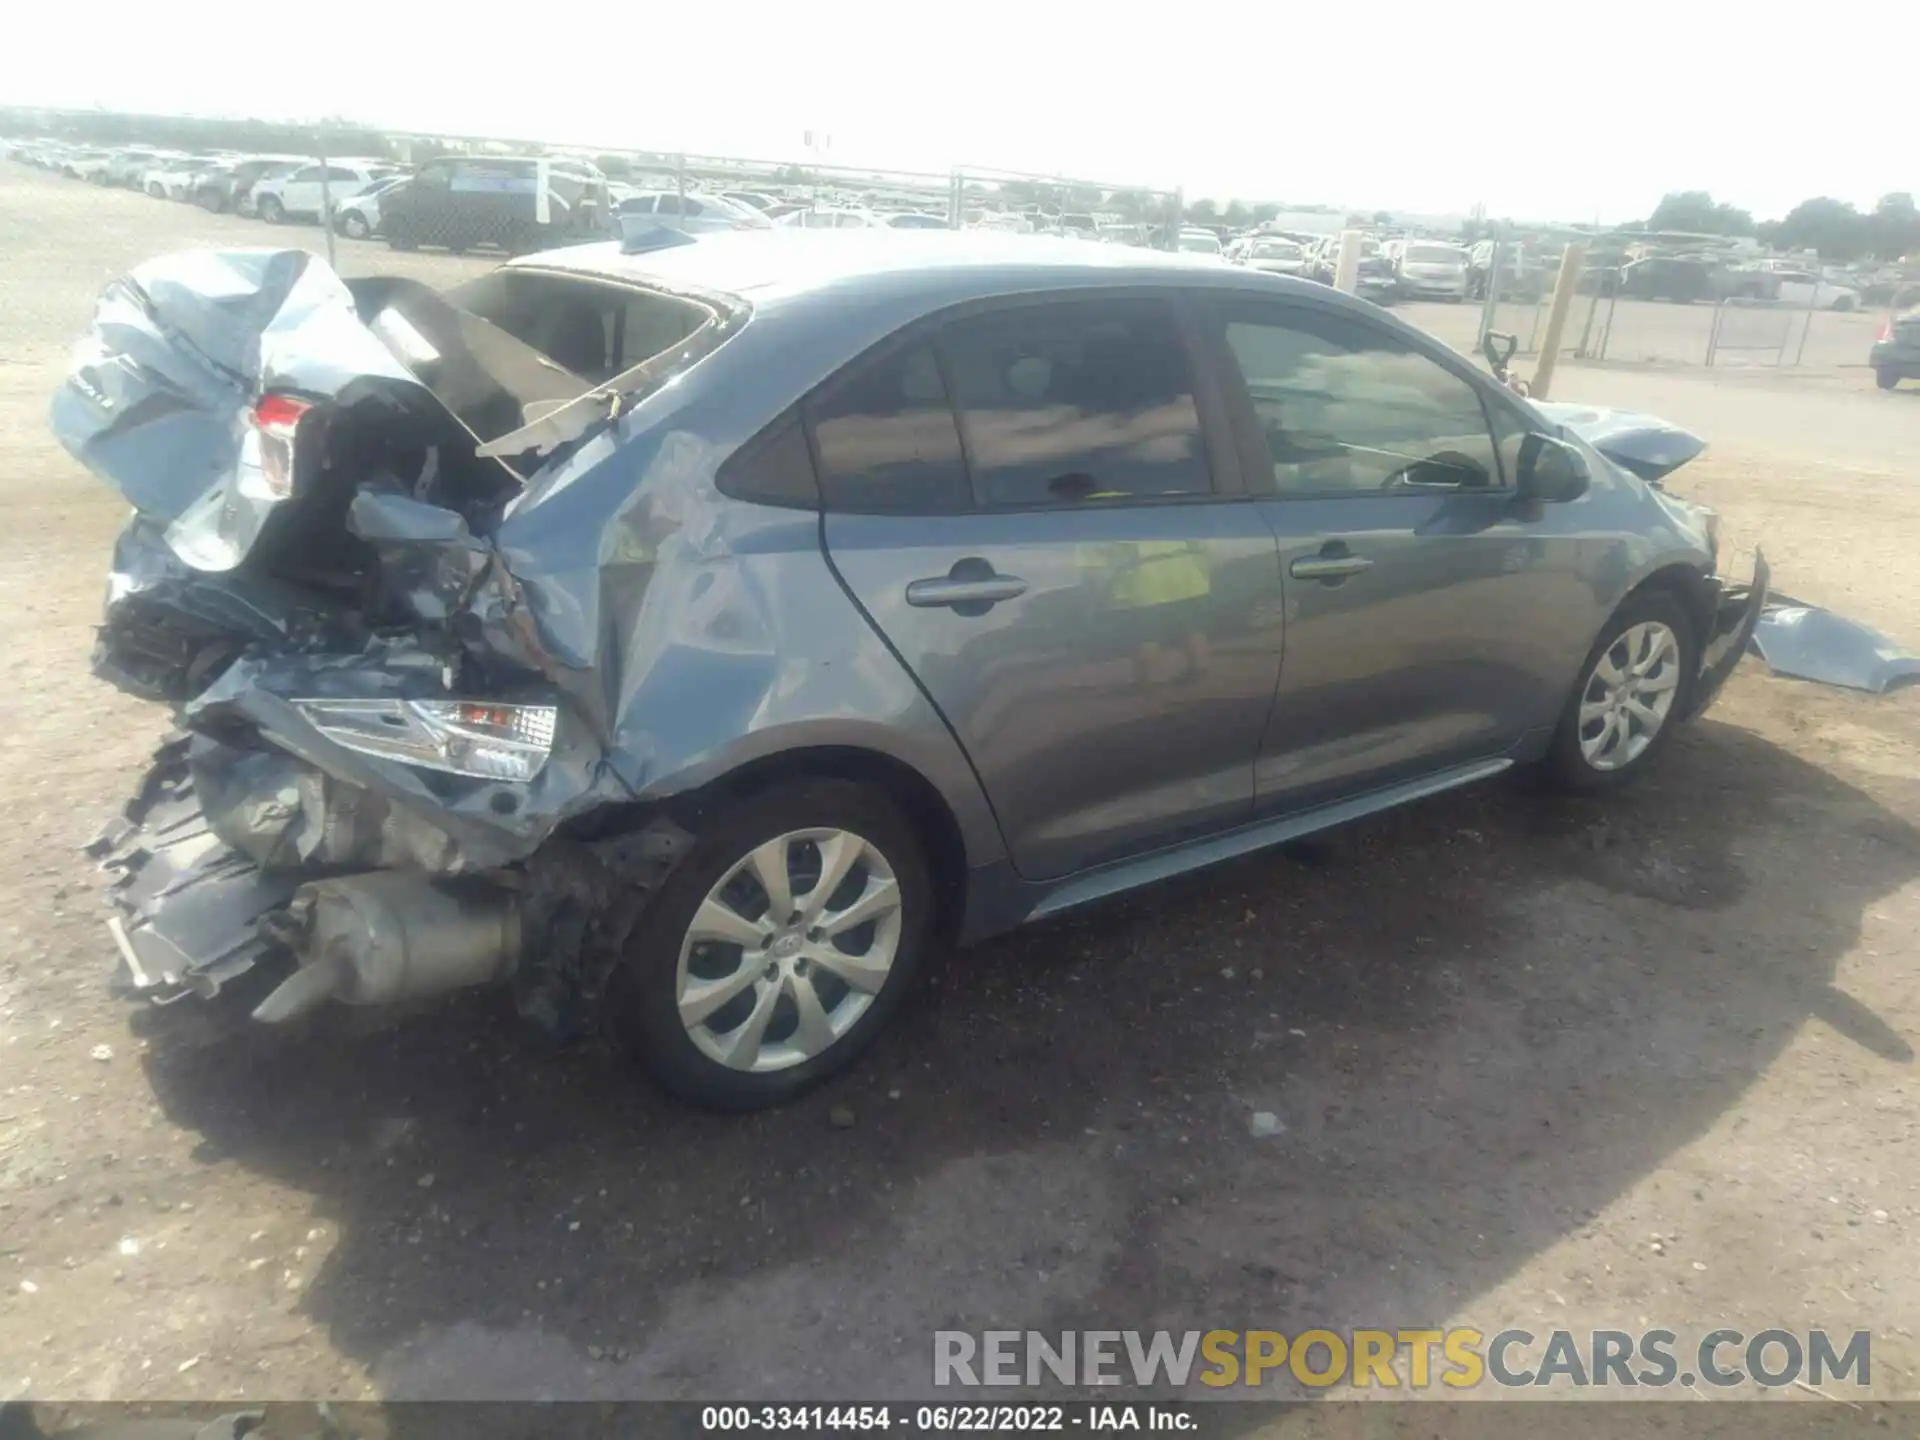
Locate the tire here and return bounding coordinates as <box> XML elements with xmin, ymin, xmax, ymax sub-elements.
<box><xmin>1831</xmin><ymin>295</ymin><xmax>1855</xmax><ymax>313</ymax></box>
<box><xmin>146</xmin><ymin>183</ymin><xmax>165</xmax><ymax>199</ymax></box>
<box><xmin>197</xmin><ymin>190</ymin><xmax>225</xmax><ymax>214</ymax></box>
<box><xmin>340</xmin><ymin>211</ymin><xmax>370</xmax><ymax>240</ymax></box>
<box><xmin>1878</xmin><ymin>370</ymin><xmax>1902</xmax><ymax>391</ymax></box>
<box><xmin>606</xmin><ymin>778</ymin><xmax>933</xmax><ymax>1110</ymax></box>
<box><xmin>386</xmin><ymin>227</ymin><xmax>418</xmax><ymax>251</ymax></box>
<box><xmin>257</xmin><ymin>195</ymin><xmax>284</xmax><ymax>224</ymax></box>
<box><xmin>1545</xmin><ymin>589</ymin><xmax>1699</xmax><ymax>792</ymax></box>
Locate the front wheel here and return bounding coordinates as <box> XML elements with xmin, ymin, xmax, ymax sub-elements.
<box><xmin>606</xmin><ymin>778</ymin><xmax>933</xmax><ymax>1110</ymax></box>
<box><xmin>1545</xmin><ymin>591</ymin><xmax>1698</xmax><ymax>791</ymax></box>
<box><xmin>257</xmin><ymin>195</ymin><xmax>284</xmax><ymax>224</ymax></box>
<box><xmin>340</xmin><ymin>211</ymin><xmax>370</xmax><ymax>239</ymax></box>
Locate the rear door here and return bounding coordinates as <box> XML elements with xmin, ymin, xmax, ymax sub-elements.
<box><xmin>1204</xmin><ymin>295</ymin><xmax>1591</xmax><ymax>813</ymax></box>
<box><xmin>819</xmin><ymin>294</ymin><xmax>1286</xmax><ymax>880</ymax></box>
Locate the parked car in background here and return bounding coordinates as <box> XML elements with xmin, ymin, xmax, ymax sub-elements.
<box><xmin>331</xmin><ymin>174</ymin><xmax>410</xmax><ymax>239</ymax></box>
<box><xmin>620</xmin><ymin>189</ymin><xmax>773</xmax><ymax>235</ymax></box>
<box><xmin>1618</xmin><ymin>255</ymin><xmax>1728</xmax><ymax>304</ymax></box>
<box><xmin>202</xmin><ymin>157</ymin><xmax>306</xmax><ymax>215</ymax></box>
<box><xmin>777</xmin><ymin>205</ymin><xmax>887</xmax><ymax>230</ymax></box>
<box><xmin>251</xmin><ymin>160</ymin><xmax>398</xmax><ymax>224</ymax></box>
<box><xmin>103</xmin><ymin>148</ymin><xmax>168</xmax><ymax>187</ymax></box>
<box><xmin>1176</xmin><ymin>227</ymin><xmax>1224</xmax><ymax>256</ymax></box>
<box><xmin>1870</xmin><ymin>309</ymin><xmax>1920</xmax><ymax>390</ymax></box>
<box><xmin>1467</xmin><ymin>240</ymin><xmax>1546</xmax><ymax>301</ymax></box>
<box><xmin>720</xmin><ymin>190</ymin><xmax>779</xmax><ymax>212</ymax></box>
<box><xmin>1237</xmin><ymin>236</ymin><xmax>1310</xmax><ymax>275</ymax></box>
<box><xmin>60</xmin><ymin>149</ymin><xmax>113</xmax><ymax>183</ymax></box>
<box><xmin>141</xmin><ymin>154</ymin><xmax>222</xmax><ymax>201</ymax></box>
<box><xmin>382</xmin><ymin>156</ymin><xmax>611</xmax><ymax>253</ymax></box>
<box><xmin>1770</xmin><ymin>269</ymin><xmax>1860</xmax><ymax>311</ymax></box>
<box><xmin>56</xmin><ymin>232</ymin><xmax>1762</xmax><ymax>1109</ymax></box>
<box><xmin>1389</xmin><ymin>239</ymin><xmax>1470</xmax><ymax>301</ymax></box>
<box><xmin>884</xmin><ymin>212</ymin><xmax>951</xmax><ymax>229</ymax></box>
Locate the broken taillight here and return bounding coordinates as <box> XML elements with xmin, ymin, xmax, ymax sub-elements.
<box><xmin>250</xmin><ymin>393</ymin><xmax>314</xmax><ymax>499</ymax></box>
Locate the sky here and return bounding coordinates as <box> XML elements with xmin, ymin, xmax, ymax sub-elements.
<box><xmin>11</xmin><ymin>0</ymin><xmax>1915</xmax><ymax>224</ymax></box>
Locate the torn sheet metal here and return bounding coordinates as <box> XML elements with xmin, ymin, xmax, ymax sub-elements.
<box><xmin>88</xmin><ymin>736</ymin><xmax>295</xmax><ymax>1000</ymax></box>
<box><xmin>1534</xmin><ymin>402</ymin><xmax>1707</xmax><ymax>484</ymax></box>
<box><xmin>1750</xmin><ymin>601</ymin><xmax>1920</xmax><ymax>693</ymax></box>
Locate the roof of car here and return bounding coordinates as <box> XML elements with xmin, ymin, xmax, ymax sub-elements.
<box><xmin>513</xmin><ymin>230</ymin><xmax>1292</xmax><ymax>312</ymax></box>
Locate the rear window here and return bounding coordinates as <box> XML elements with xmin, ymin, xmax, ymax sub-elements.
<box><xmin>449</xmin><ymin>269</ymin><xmax>711</xmax><ymax>385</ymax></box>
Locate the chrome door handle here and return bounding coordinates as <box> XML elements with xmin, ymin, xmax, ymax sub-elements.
<box><xmin>1290</xmin><ymin>555</ymin><xmax>1373</xmax><ymax>581</ymax></box>
<box><xmin>905</xmin><ymin>575</ymin><xmax>1029</xmax><ymax>608</ymax></box>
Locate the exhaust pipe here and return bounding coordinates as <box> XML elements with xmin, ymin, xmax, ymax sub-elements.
<box><xmin>253</xmin><ymin>873</ymin><xmax>521</xmax><ymax>1024</ymax></box>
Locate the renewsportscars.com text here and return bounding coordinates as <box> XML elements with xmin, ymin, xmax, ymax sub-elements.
<box><xmin>933</xmin><ymin>1328</ymin><xmax>1870</xmax><ymax>1391</ymax></box>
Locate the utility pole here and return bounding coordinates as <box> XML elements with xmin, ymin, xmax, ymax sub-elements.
<box><xmin>1529</xmin><ymin>242</ymin><xmax>1588</xmax><ymax>400</ymax></box>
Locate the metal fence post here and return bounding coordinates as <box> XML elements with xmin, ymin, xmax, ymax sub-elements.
<box><xmin>1706</xmin><ymin>302</ymin><xmax>1724</xmax><ymax>367</ymax></box>
<box><xmin>1476</xmin><ymin>229</ymin><xmax>1505</xmax><ymax>351</ymax></box>
<box><xmin>1334</xmin><ymin>228</ymin><xmax>1363</xmax><ymax>295</ymax></box>
<box><xmin>675</xmin><ymin>152</ymin><xmax>686</xmax><ymax>213</ymax></box>
<box><xmin>1792</xmin><ymin>280</ymin><xmax>1817</xmax><ymax>367</ymax></box>
<box><xmin>316</xmin><ymin>141</ymin><xmax>336</xmax><ymax>271</ymax></box>
<box><xmin>949</xmin><ymin>167</ymin><xmax>962</xmax><ymax>229</ymax></box>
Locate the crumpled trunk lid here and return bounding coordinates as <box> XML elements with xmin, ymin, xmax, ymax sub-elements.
<box><xmin>1532</xmin><ymin>401</ymin><xmax>1706</xmax><ymax>484</ymax></box>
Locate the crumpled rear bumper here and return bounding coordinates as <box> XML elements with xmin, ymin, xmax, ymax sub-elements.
<box><xmin>1684</xmin><ymin>548</ymin><xmax>1769</xmax><ymax>720</ymax></box>
<box><xmin>88</xmin><ymin>736</ymin><xmax>295</xmax><ymax>1003</ymax></box>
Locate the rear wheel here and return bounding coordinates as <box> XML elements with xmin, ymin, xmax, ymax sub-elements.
<box><xmin>1545</xmin><ymin>591</ymin><xmax>1698</xmax><ymax>791</ymax></box>
<box><xmin>606</xmin><ymin>779</ymin><xmax>932</xmax><ymax>1110</ymax></box>
<box><xmin>386</xmin><ymin>228</ymin><xmax>417</xmax><ymax>251</ymax></box>
<box><xmin>1877</xmin><ymin>369</ymin><xmax>1901</xmax><ymax>391</ymax></box>
<box><xmin>257</xmin><ymin>194</ymin><xmax>285</xmax><ymax>224</ymax></box>
<box><xmin>340</xmin><ymin>211</ymin><xmax>370</xmax><ymax>239</ymax></box>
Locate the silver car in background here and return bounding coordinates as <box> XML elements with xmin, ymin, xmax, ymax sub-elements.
<box><xmin>54</xmin><ymin>232</ymin><xmax>1764</xmax><ymax>1111</ymax></box>
<box><xmin>1391</xmin><ymin>239</ymin><xmax>1471</xmax><ymax>300</ymax></box>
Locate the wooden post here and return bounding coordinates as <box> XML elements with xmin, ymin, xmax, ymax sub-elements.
<box><xmin>1529</xmin><ymin>242</ymin><xmax>1588</xmax><ymax>400</ymax></box>
<box><xmin>1334</xmin><ymin>227</ymin><xmax>1364</xmax><ymax>294</ymax></box>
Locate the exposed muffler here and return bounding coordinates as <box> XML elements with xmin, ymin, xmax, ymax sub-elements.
<box><xmin>252</xmin><ymin>873</ymin><xmax>521</xmax><ymax>1023</ymax></box>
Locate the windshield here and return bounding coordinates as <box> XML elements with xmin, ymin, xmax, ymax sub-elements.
<box><xmin>1407</xmin><ymin>244</ymin><xmax>1464</xmax><ymax>265</ymax></box>
<box><xmin>1254</xmin><ymin>241</ymin><xmax>1302</xmax><ymax>259</ymax></box>
<box><xmin>1178</xmin><ymin>232</ymin><xmax>1221</xmax><ymax>253</ymax></box>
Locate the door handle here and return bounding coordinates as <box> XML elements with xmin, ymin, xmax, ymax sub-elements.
<box><xmin>906</xmin><ymin>572</ymin><xmax>1028</xmax><ymax>609</ymax></box>
<box><xmin>1290</xmin><ymin>554</ymin><xmax>1373</xmax><ymax>581</ymax></box>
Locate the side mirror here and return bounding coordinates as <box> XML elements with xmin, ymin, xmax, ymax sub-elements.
<box><xmin>1516</xmin><ymin>433</ymin><xmax>1591</xmax><ymax>503</ymax></box>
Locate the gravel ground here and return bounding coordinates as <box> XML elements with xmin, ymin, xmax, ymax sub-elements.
<box><xmin>2</xmin><ymin>164</ymin><xmax>1919</xmax><ymax>1415</ymax></box>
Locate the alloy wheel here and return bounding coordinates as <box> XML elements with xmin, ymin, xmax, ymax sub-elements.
<box><xmin>675</xmin><ymin>828</ymin><xmax>904</xmax><ymax>1073</ymax></box>
<box><xmin>1578</xmin><ymin>620</ymin><xmax>1681</xmax><ymax>771</ymax></box>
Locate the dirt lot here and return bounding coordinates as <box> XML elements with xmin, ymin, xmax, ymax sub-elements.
<box><xmin>3</xmin><ymin>164</ymin><xmax>1920</xmax><ymax>1414</ymax></box>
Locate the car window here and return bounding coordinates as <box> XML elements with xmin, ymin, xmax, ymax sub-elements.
<box><xmin>325</xmin><ymin>166</ymin><xmax>358</xmax><ymax>181</ymax></box>
<box><xmin>289</xmin><ymin>165</ymin><xmax>321</xmax><ymax>182</ymax></box>
<box><xmin>682</xmin><ymin>197</ymin><xmax>706</xmax><ymax>216</ymax></box>
<box><xmin>936</xmin><ymin>299</ymin><xmax>1212</xmax><ymax>508</ymax></box>
<box><xmin>1217</xmin><ymin>304</ymin><xmax>1500</xmax><ymax>495</ymax></box>
<box><xmin>806</xmin><ymin>344</ymin><xmax>973</xmax><ymax>513</ymax></box>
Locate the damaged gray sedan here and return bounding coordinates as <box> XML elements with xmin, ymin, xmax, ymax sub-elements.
<box><xmin>55</xmin><ymin>232</ymin><xmax>1766</xmax><ymax>1109</ymax></box>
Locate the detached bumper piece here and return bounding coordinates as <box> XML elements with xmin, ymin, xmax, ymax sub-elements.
<box><xmin>1686</xmin><ymin>548</ymin><xmax>1770</xmax><ymax>720</ymax></box>
<box><xmin>87</xmin><ymin>736</ymin><xmax>297</xmax><ymax>1003</ymax></box>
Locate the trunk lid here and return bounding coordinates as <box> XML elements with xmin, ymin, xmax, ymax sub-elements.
<box><xmin>1530</xmin><ymin>401</ymin><xmax>1706</xmax><ymax>484</ymax></box>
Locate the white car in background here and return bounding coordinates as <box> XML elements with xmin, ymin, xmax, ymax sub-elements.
<box><xmin>250</xmin><ymin>160</ymin><xmax>398</xmax><ymax>224</ymax></box>
<box><xmin>1772</xmin><ymin>270</ymin><xmax>1861</xmax><ymax>311</ymax></box>
<box><xmin>141</xmin><ymin>154</ymin><xmax>220</xmax><ymax>200</ymax></box>
<box><xmin>1237</xmin><ymin>235</ymin><xmax>1310</xmax><ymax>275</ymax></box>
<box><xmin>330</xmin><ymin>174</ymin><xmax>410</xmax><ymax>239</ymax></box>
<box><xmin>61</xmin><ymin>149</ymin><xmax>113</xmax><ymax>183</ymax></box>
<box><xmin>776</xmin><ymin>204</ymin><xmax>887</xmax><ymax>230</ymax></box>
<box><xmin>617</xmin><ymin>190</ymin><xmax>770</xmax><ymax>234</ymax></box>
<box><xmin>1176</xmin><ymin>227</ymin><xmax>1224</xmax><ymax>256</ymax></box>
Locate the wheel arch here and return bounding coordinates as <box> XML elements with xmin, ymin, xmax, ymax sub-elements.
<box><xmin>567</xmin><ymin>743</ymin><xmax>978</xmax><ymax>944</ymax></box>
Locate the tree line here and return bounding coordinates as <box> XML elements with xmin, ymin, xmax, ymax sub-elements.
<box><xmin>1640</xmin><ymin>190</ymin><xmax>1918</xmax><ymax>264</ymax></box>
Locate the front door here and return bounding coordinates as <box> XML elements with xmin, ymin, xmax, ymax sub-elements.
<box><xmin>1204</xmin><ymin>296</ymin><xmax>1589</xmax><ymax>812</ymax></box>
<box><xmin>819</xmin><ymin>296</ymin><xmax>1285</xmax><ymax>880</ymax></box>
